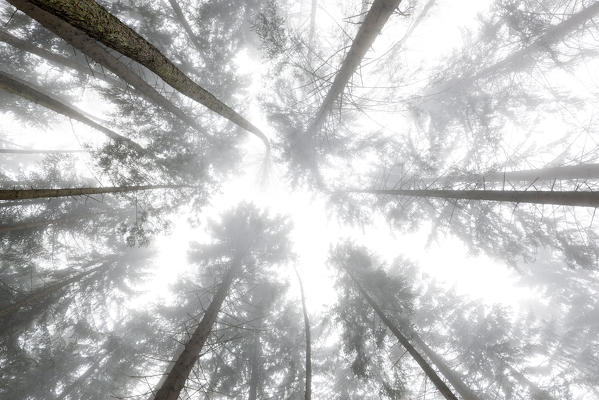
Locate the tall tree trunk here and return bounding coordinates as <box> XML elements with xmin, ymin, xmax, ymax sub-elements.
<box><xmin>342</xmin><ymin>266</ymin><xmax>458</xmax><ymax>400</ymax></box>
<box><xmin>0</xmin><ymin>184</ymin><xmax>183</xmax><ymax>201</ymax></box>
<box><xmin>404</xmin><ymin>326</ymin><xmax>480</xmax><ymax>400</ymax></box>
<box><xmin>343</xmin><ymin>188</ymin><xmax>599</xmax><ymax>208</ymax></box>
<box><xmin>0</xmin><ymin>148</ymin><xmax>86</xmax><ymax>154</ymax></box>
<box><xmin>307</xmin><ymin>0</ymin><xmax>402</xmax><ymax>137</ymax></box>
<box><xmin>433</xmin><ymin>1</ymin><xmax>599</xmax><ymax>93</ymax></box>
<box><xmin>413</xmin><ymin>163</ymin><xmax>599</xmax><ymax>186</ymax></box>
<box><xmin>294</xmin><ymin>268</ymin><xmax>312</xmax><ymax>400</ymax></box>
<box><xmin>27</xmin><ymin>0</ymin><xmax>270</xmax><ymax>151</ymax></box>
<box><xmin>152</xmin><ymin>262</ymin><xmax>240</xmax><ymax>400</ymax></box>
<box><xmin>0</xmin><ymin>29</ymin><xmax>119</xmax><ymax>86</ymax></box>
<box><xmin>247</xmin><ymin>329</ymin><xmax>262</xmax><ymax>400</ymax></box>
<box><xmin>167</xmin><ymin>0</ymin><xmax>203</xmax><ymax>54</ymax></box>
<box><xmin>0</xmin><ymin>264</ymin><xmax>104</xmax><ymax>318</ymax></box>
<box><xmin>308</xmin><ymin>0</ymin><xmax>317</xmax><ymax>52</ymax></box>
<box><xmin>0</xmin><ymin>70</ymin><xmax>142</xmax><ymax>151</ymax></box>
<box><xmin>56</xmin><ymin>353</ymin><xmax>110</xmax><ymax>400</ymax></box>
<box><xmin>6</xmin><ymin>0</ymin><xmax>200</xmax><ymax>130</ymax></box>
<box><xmin>505</xmin><ymin>364</ymin><xmax>556</xmax><ymax>400</ymax></box>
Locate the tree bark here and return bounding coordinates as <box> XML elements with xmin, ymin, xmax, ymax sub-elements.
<box><xmin>0</xmin><ymin>148</ymin><xmax>86</xmax><ymax>154</ymax></box>
<box><xmin>413</xmin><ymin>163</ymin><xmax>599</xmax><ymax>186</ymax></box>
<box><xmin>0</xmin><ymin>70</ymin><xmax>143</xmax><ymax>151</ymax></box>
<box><xmin>0</xmin><ymin>264</ymin><xmax>104</xmax><ymax>318</ymax></box>
<box><xmin>342</xmin><ymin>266</ymin><xmax>458</xmax><ymax>400</ymax></box>
<box><xmin>404</xmin><ymin>326</ymin><xmax>480</xmax><ymax>400</ymax></box>
<box><xmin>0</xmin><ymin>184</ymin><xmax>183</xmax><ymax>201</ymax></box>
<box><xmin>295</xmin><ymin>268</ymin><xmax>312</xmax><ymax>400</ymax></box>
<box><xmin>27</xmin><ymin>0</ymin><xmax>270</xmax><ymax>151</ymax></box>
<box><xmin>247</xmin><ymin>329</ymin><xmax>262</xmax><ymax>400</ymax></box>
<box><xmin>344</xmin><ymin>188</ymin><xmax>599</xmax><ymax>208</ymax></box>
<box><xmin>307</xmin><ymin>0</ymin><xmax>402</xmax><ymax>137</ymax></box>
<box><xmin>0</xmin><ymin>29</ymin><xmax>119</xmax><ymax>86</ymax></box>
<box><xmin>152</xmin><ymin>262</ymin><xmax>240</xmax><ymax>400</ymax></box>
<box><xmin>6</xmin><ymin>0</ymin><xmax>200</xmax><ymax>130</ymax></box>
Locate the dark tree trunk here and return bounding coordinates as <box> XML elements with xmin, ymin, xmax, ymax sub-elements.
<box><xmin>7</xmin><ymin>0</ymin><xmax>200</xmax><ymax>130</ymax></box>
<box><xmin>0</xmin><ymin>264</ymin><xmax>104</xmax><ymax>318</ymax></box>
<box><xmin>295</xmin><ymin>268</ymin><xmax>312</xmax><ymax>400</ymax></box>
<box><xmin>152</xmin><ymin>263</ymin><xmax>240</xmax><ymax>400</ymax></box>
<box><xmin>247</xmin><ymin>330</ymin><xmax>262</xmax><ymax>400</ymax></box>
<box><xmin>167</xmin><ymin>0</ymin><xmax>203</xmax><ymax>53</ymax></box>
<box><xmin>308</xmin><ymin>0</ymin><xmax>402</xmax><ymax>137</ymax></box>
<box><xmin>27</xmin><ymin>0</ymin><xmax>269</xmax><ymax>150</ymax></box>
<box><xmin>0</xmin><ymin>70</ymin><xmax>142</xmax><ymax>151</ymax></box>
<box><xmin>344</xmin><ymin>188</ymin><xmax>599</xmax><ymax>208</ymax></box>
<box><xmin>404</xmin><ymin>326</ymin><xmax>480</xmax><ymax>400</ymax></box>
<box><xmin>0</xmin><ymin>184</ymin><xmax>182</xmax><ymax>201</ymax></box>
<box><xmin>343</xmin><ymin>266</ymin><xmax>458</xmax><ymax>400</ymax></box>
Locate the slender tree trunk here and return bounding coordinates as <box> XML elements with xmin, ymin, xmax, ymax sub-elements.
<box><xmin>0</xmin><ymin>264</ymin><xmax>103</xmax><ymax>318</ymax></box>
<box><xmin>247</xmin><ymin>329</ymin><xmax>262</xmax><ymax>400</ymax></box>
<box><xmin>308</xmin><ymin>0</ymin><xmax>317</xmax><ymax>51</ymax></box>
<box><xmin>0</xmin><ymin>184</ymin><xmax>183</xmax><ymax>201</ymax></box>
<box><xmin>505</xmin><ymin>364</ymin><xmax>556</xmax><ymax>400</ymax></box>
<box><xmin>432</xmin><ymin>1</ymin><xmax>599</xmax><ymax>93</ymax></box>
<box><xmin>0</xmin><ymin>70</ymin><xmax>142</xmax><ymax>151</ymax></box>
<box><xmin>404</xmin><ymin>326</ymin><xmax>480</xmax><ymax>400</ymax></box>
<box><xmin>308</xmin><ymin>0</ymin><xmax>402</xmax><ymax>137</ymax></box>
<box><xmin>0</xmin><ymin>148</ymin><xmax>86</xmax><ymax>154</ymax></box>
<box><xmin>27</xmin><ymin>0</ymin><xmax>270</xmax><ymax>150</ymax></box>
<box><xmin>152</xmin><ymin>262</ymin><xmax>240</xmax><ymax>400</ymax></box>
<box><xmin>56</xmin><ymin>353</ymin><xmax>110</xmax><ymax>400</ymax></box>
<box><xmin>344</xmin><ymin>188</ymin><xmax>599</xmax><ymax>208</ymax></box>
<box><xmin>0</xmin><ymin>29</ymin><xmax>119</xmax><ymax>86</ymax></box>
<box><xmin>342</xmin><ymin>266</ymin><xmax>458</xmax><ymax>400</ymax></box>
<box><xmin>167</xmin><ymin>0</ymin><xmax>203</xmax><ymax>53</ymax></box>
<box><xmin>6</xmin><ymin>0</ymin><xmax>200</xmax><ymax>130</ymax></box>
<box><xmin>294</xmin><ymin>268</ymin><xmax>312</xmax><ymax>400</ymax></box>
<box><xmin>415</xmin><ymin>163</ymin><xmax>599</xmax><ymax>186</ymax></box>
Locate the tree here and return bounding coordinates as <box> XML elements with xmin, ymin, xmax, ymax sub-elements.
<box><xmin>20</xmin><ymin>0</ymin><xmax>270</xmax><ymax>150</ymax></box>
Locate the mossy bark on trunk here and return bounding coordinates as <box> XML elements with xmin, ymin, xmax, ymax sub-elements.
<box><xmin>28</xmin><ymin>0</ymin><xmax>269</xmax><ymax>150</ymax></box>
<box><xmin>0</xmin><ymin>185</ymin><xmax>181</xmax><ymax>201</ymax></box>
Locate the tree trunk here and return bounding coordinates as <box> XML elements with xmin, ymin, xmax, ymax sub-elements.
<box><xmin>247</xmin><ymin>329</ymin><xmax>262</xmax><ymax>400</ymax></box>
<box><xmin>307</xmin><ymin>0</ymin><xmax>402</xmax><ymax>137</ymax></box>
<box><xmin>404</xmin><ymin>326</ymin><xmax>480</xmax><ymax>400</ymax></box>
<box><xmin>167</xmin><ymin>0</ymin><xmax>203</xmax><ymax>54</ymax></box>
<box><xmin>342</xmin><ymin>266</ymin><xmax>458</xmax><ymax>400</ymax></box>
<box><xmin>0</xmin><ymin>29</ymin><xmax>119</xmax><ymax>86</ymax></box>
<box><xmin>152</xmin><ymin>262</ymin><xmax>240</xmax><ymax>400</ymax></box>
<box><xmin>27</xmin><ymin>0</ymin><xmax>269</xmax><ymax>151</ymax></box>
<box><xmin>295</xmin><ymin>268</ymin><xmax>312</xmax><ymax>400</ymax></box>
<box><xmin>413</xmin><ymin>163</ymin><xmax>599</xmax><ymax>186</ymax></box>
<box><xmin>433</xmin><ymin>1</ymin><xmax>599</xmax><ymax>93</ymax></box>
<box><xmin>344</xmin><ymin>188</ymin><xmax>599</xmax><ymax>208</ymax></box>
<box><xmin>6</xmin><ymin>0</ymin><xmax>200</xmax><ymax>130</ymax></box>
<box><xmin>0</xmin><ymin>184</ymin><xmax>183</xmax><ymax>201</ymax></box>
<box><xmin>0</xmin><ymin>264</ymin><xmax>104</xmax><ymax>318</ymax></box>
<box><xmin>505</xmin><ymin>364</ymin><xmax>556</xmax><ymax>400</ymax></box>
<box><xmin>0</xmin><ymin>70</ymin><xmax>142</xmax><ymax>151</ymax></box>
<box><xmin>0</xmin><ymin>148</ymin><xmax>86</xmax><ymax>154</ymax></box>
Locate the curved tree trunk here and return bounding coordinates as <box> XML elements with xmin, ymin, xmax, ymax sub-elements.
<box><xmin>0</xmin><ymin>184</ymin><xmax>183</xmax><ymax>201</ymax></box>
<box><xmin>343</xmin><ymin>188</ymin><xmax>599</xmax><ymax>208</ymax></box>
<box><xmin>152</xmin><ymin>262</ymin><xmax>240</xmax><ymax>400</ymax></box>
<box><xmin>0</xmin><ymin>70</ymin><xmax>142</xmax><ymax>151</ymax></box>
<box><xmin>0</xmin><ymin>264</ymin><xmax>104</xmax><ymax>318</ymax></box>
<box><xmin>294</xmin><ymin>268</ymin><xmax>312</xmax><ymax>400</ymax></box>
<box><xmin>6</xmin><ymin>0</ymin><xmax>201</xmax><ymax>131</ymax></box>
<box><xmin>342</xmin><ymin>266</ymin><xmax>458</xmax><ymax>400</ymax></box>
<box><xmin>27</xmin><ymin>0</ymin><xmax>269</xmax><ymax>151</ymax></box>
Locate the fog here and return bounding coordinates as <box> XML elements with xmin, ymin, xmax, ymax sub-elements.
<box><xmin>1</xmin><ymin>0</ymin><xmax>599</xmax><ymax>399</ymax></box>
